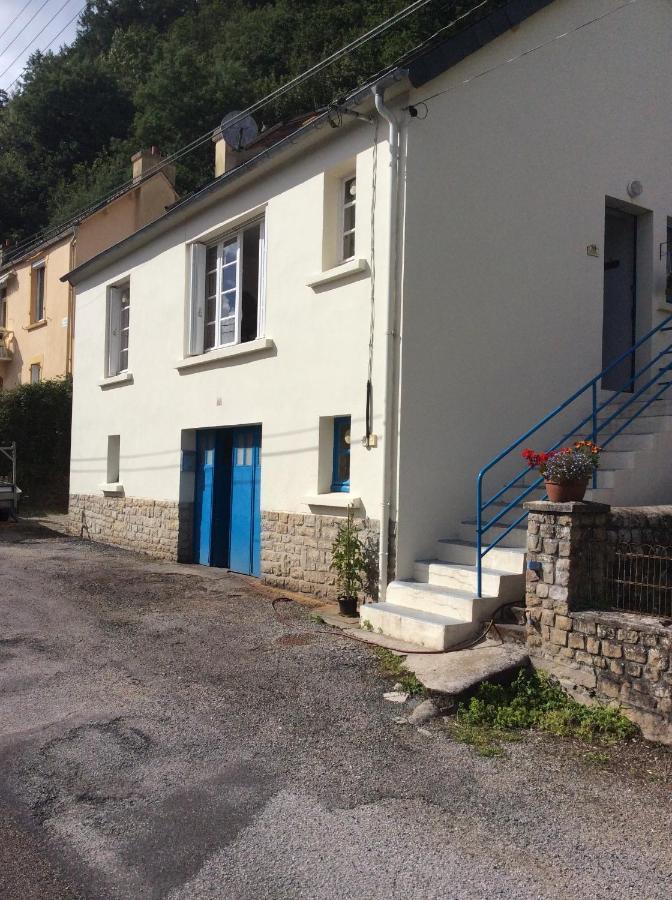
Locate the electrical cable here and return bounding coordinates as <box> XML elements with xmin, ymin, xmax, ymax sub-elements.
<box><xmin>4</xmin><ymin>0</ymin><xmax>460</xmax><ymax>264</ymax></box>
<box><xmin>0</xmin><ymin>0</ymin><xmax>50</xmax><ymax>57</ymax></box>
<box><xmin>4</xmin><ymin>4</ymin><xmax>84</xmax><ymax>93</ymax></box>
<box><xmin>268</xmin><ymin>596</ymin><xmax>521</xmax><ymax>655</ymax></box>
<box><xmin>365</xmin><ymin>115</ymin><xmax>379</xmax><ymax>444</ymax></box>
<box><xmin>0</xmin><ymin>0</ymin><xmax>77</xmax><ymax>82</ymax></box>
<box><xmin>0</xmin><ymin>0</ymin><xmax>36</xmax><ymax>45</ymax></box>
<box><xmin>408</xmin><ymin>0</ymin><xmax>640</xmax><ymax>109</ymax></box>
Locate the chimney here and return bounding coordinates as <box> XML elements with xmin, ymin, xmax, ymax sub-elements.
<box><xmin>212</xmin><ymin>128</ymin><xmax>251</xmax><ymax>178</ymax></box>
<box><xmin>131</xmin><ymin>146</ymin><xmax>176</xmax><ymax>186</ymax></box>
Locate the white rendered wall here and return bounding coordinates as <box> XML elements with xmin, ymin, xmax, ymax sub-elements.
<box><xmin>70</xmin><ymin>124</ymin><xmax>392</xmax><ymax>524</ymax></box>
<box><xmin>395</xmin><ymin>0</ymin><xmax>672</xmax><ymax>576</ymax></box>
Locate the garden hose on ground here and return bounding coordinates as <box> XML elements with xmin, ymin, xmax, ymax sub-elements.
<box><xmin>270</xmin><ymin>596</ymin><xmax>525</xmax><ymax>656</ymax></box>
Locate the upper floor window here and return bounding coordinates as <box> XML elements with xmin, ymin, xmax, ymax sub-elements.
<box><xmin>0</xmin><ymin>285</ymin><xmax>6</xmax><ymax>329</ymax></box>
<box><xmin>107</xmin><ymin>281</ymin><xmax>130</xmax><ymax>376</ymax></box>
<box><xmin>189</xmin><ymin>219</ymin><xmax>265</xmax><ymax>356</ymax></box>
<box><xmin>341</xmin><ymin>176</ymin><xmax>356</xmax><ymax>261</ymax></box>
<box><xmin>331</xmin><ymin>415</ymin><xmax>351</xmax><ymax>492</ymax></box>
<box><xmin>31</xmin><ymin>261</ymin><xmax>45</xmax><ymax>323</ymax></box>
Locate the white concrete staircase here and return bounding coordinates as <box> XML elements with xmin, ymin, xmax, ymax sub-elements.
<box><xmin>361</xmin><ymin>390</ymin><xmax>672</xmax><ymax>650</ymax></box>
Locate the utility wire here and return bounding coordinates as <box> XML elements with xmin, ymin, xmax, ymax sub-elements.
<box><xmin>4</xmin><ymin>0</ymin><xmax>454</xmax><ymax>263</ymax></box>
<box><xmin>5</xmin><ymin>4</ymin><xmax>84</xmax><ymax>93</ymax></box>
<box><xmin>410</xmin><ymin>0</ymin><xmax>640</xmax><ymax>108</ymax></box>
<box><xmin>0</xmin><ymin>0</ymin><xmax>36</xmax><ymax>45</ymax></box>
<box><xmin>5</xmin><ymin>0</ymin><xmax>499</xmax><ymax>264</ymax></box>
<box><xmin>0</xmin><ymin>0</ymin><xmax>77</xmax><ymax>82</ymax></box>
<box><xmin>0</xmin><ymin>0</ymin><xmax>52</xmax><ymax>58</ymax></box>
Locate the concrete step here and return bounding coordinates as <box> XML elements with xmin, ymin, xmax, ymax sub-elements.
<box><xmin>458</xmin><ymin>519</ymin><xmax>528</xmax><ymax>547</ymax></box>
<box><xmin>436</xmin><ymin>539</ymin><xmax>525</xmax><ymax>573</ymax></box>
<box><xmin>386</xmin><ymin>580</ymin><xmax>503</xmax><ymax>620</ymax></box>
<box><xmin>414</xmin><ymin>559</ymin><xmax>524</xmax><ymax>600</ymax></box>
<box><xmin>598</xmin><ymin>449</ymin><xmax>637</xmax><ymax>470</ymax></box>
<box><xmin>598</xmin><ymin>415</ymin><xmax>672</xmax><ymax>435</ymax></box>
<box><xmin>359</xmin><ymin>602</ymin><xmax>476</xmax><ymax>651</ymax></box>
<box><xmin>598</xmin><ymin>432</ymin><xmax>654</xmax><ymax>450</ymax></box>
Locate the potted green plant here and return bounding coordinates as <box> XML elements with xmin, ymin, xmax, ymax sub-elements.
<box><xmin>522</xmin><ymin>441</ymin><xmax>601</xmax><ymax>503</ymax></box>
<box><xmin>330</xmin><ymin>504</ymin><xmax>366</xmax><ymax>617</ymax></box>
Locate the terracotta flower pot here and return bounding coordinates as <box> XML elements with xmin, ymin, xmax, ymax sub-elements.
<box><xmin>544</xmin><ymin>479</ymin><xmax>589</xmax><ymax>503</ymax></box>
<box><xmin>338</xmin><ymin>596</ymin><xmax>358</xmax><ymax>618</ymax></box>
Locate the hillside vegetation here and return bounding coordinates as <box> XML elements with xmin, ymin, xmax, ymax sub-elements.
<box><xmin>0</xmin><ymin>0</ymin><xmax>486</xmax><ymax>245</ymax></box>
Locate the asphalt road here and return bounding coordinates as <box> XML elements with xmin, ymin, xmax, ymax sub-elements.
<box><xmin>1</xmin><ymin>521</ymin><xmax>671</xmax><ymax>899</ymax></box>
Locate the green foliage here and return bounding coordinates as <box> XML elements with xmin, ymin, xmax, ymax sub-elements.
<box><xmin>0</xmin><ymin>0</ymin><xmax>498</xmax><ymax>243</ymax></box>
<box><xmin>374</xmin><ymin>647</ymin><xmax>426</xmax><ymax>697</ymax></box>
<box><xmin>330</xmin><ymin>504</ymin><xmax>366</xmax><ymax>599</ymax></box>
<box><xmin>458</xmin><ymin>669</ymin><xmax>638</xmax><ymax>745</ymax></box>
<box><xmin>0</xmin><ymin>378</ymin><xmax>72</xmax><ymax>510</ymax></box>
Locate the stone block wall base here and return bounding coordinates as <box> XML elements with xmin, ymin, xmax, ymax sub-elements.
<box><xmin>68</xmin><ymin>494</ymin><xmax>193</xmax><ymax>562</ymax></box>
<box><xmin>530</xmin><ymin>655</ymin><xmax>672</xmax><ymax>745</ymax></box>
<box><xmin>261</xmin><ymin>511</ymin><xmax>381</xmax><ymax>601</ymax></box>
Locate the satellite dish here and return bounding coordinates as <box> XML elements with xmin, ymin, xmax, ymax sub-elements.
<box><xmin>220</xmin><ymin>111</ymin><xmax>259</xmax><ymax>151</ymax></box>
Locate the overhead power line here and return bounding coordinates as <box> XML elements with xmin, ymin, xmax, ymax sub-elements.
<box><xmin>4</xmin><ymin>0</ymin><xmax>451</xmax><ymax>262</ymax></box>
<box><xmin>0</xmin><ymin>0</ymin><xmax>36</xmax><ymax>45</ymax></box>
<box><xmin>6</xmin><ymin>0</ymin><xmax>500</xmax><ymax>264</ymax></box>
<box><xmin>5</xmin><ymin>4</ymin><xmax>84</xmax><ymax>93</ymax></box>
<box><xmin>0</xmin><ymin>0</ymin><xmax>77</xmax><ymax>82</ymax></box>
<box><xmin>0</xmin><ymin>0</ymin><xmax>52</xmax><ymax>58</ymax></box>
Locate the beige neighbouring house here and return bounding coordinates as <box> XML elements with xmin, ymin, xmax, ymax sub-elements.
<box><xmin>0</xmin><ymin>148</ymin><xmax>178</xmax><ymax>390</ymax></box>
<box><xmin>63</xmin><ymin>0</ymin><xmax>672</xmax><ymax>654</ymax></box>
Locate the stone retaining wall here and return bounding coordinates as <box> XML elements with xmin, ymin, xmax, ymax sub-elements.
<box><xmin>68</xmin><ymin>495</ymin><xmax>388</xmax><ymax>601</ymax></box>
<box><xmin>261</xmin><ymin>511</ymin><xmax>381</xmax><ymax>601</ymax></box>
<box><xmin>525</xmin><ymin>501</ymin><xmax>672</xmax><ymax>743</ymax></box>
<box><xmin>68</xmin><ymin>494</ymin><xmax>193</xmax><ymax>562</ymax></box>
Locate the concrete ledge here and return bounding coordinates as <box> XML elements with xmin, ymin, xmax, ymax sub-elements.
<box><xmin>306</xmin><ymin>258</ymin><xmax>369</xmax><ymax>289</ymax></box>
<box><xmin>99</xmin><ymin>372</ymin><xmax>133</xmax><ymax>389</ymax></box>
<box><xmin>301</xmin><ymin>493</ymin><xmax>361</xmax><ymax>509</ymax></box>
<box><xmin>524</xmin><ymin>500</ymin><xmax>611</xmax><ymax>513</ymax></box>
<box><xmin>176</xmin><ymin>337</ymin><xmax>275</xmax><ymax>371</ymax></box>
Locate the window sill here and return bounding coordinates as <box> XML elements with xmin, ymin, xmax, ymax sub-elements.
<box><xmin>176</xmin><ymin>337</ymin><xmax>275</xmax><ymax>372</ymax></box>
<box><xmin>306</xmin><ymin>258</ymin><xmax>369</xmax><ymax>290</ymax></box>
<box><xmin>99</xmin><ymin>371</ymin><xmax>134</xmax><ymax>389</ymax></box>
<box><xmin>98</xmin><ymin>482</ymin><xmax>123</xmax><ymax>495</ymax></box>
<box><xmin>26</xmin><ymin>319</ymin><xmax>47</xmax><ymax>331</ymax></box>
<box><xmin>302</xmin><ymin>493</ymin><xmax>361</xmax><ymax>509</ymax></box>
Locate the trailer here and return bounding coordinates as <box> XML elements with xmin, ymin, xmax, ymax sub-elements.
<box><xmin>0</xmin><ymin>442</ymin><xmax>20</xmax><ymax>521</ymax></box>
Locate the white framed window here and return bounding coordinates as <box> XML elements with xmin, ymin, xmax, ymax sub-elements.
<box><xmin>341</xmin><ymin>176</ymin><xmax>356</xmax><ymax>261</ymax></box>
<box><xmin>189</xmin><ymin>218</ymin><xmax>266</xmax><ymax>356</ymax></box>
<box><xmin>107</xmin><ymin>281</ymin><xmax>130</xmax><ymax>376</ymax></box>
<box><xmin>30</xmin><ymin>362</ymin><xmax>41</xmax><ymax>384</ymax></box>
<box><xmin>31</xmin><ymin>261</ymin><xmax>45</xmax><ymax>322</ymax></box>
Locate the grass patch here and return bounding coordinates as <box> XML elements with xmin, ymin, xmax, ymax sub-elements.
<box><xmin>307</xmin><ymin>613</ymin><xmax>327</xmax><ymax>626</ymax></box>
<box><xmin>374</xmin><ymin>647</ymin><xmax>426</xmax><ymax>697</ymax></box>
<box><xmin>452</xmin><ymin>669</ymin><xmax>638</xmax><ymax>756</ymax></box>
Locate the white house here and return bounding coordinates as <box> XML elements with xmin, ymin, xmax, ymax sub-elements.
<box><xmin>64</xmin><ymin>0</ymin><xmax>672</xmax><ymax>648</ymax></box>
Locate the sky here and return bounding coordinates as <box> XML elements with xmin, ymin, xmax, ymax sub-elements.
<box><xmin>0</xmin><ymin>0</ymin><xmax>83</xmax><ymax>94</ymax></box>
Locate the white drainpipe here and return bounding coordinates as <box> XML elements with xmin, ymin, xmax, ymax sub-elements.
<box><xmin>373</xmin><ymin>84</ymin><xmax>401</xmax><ymax>601</ymax></box>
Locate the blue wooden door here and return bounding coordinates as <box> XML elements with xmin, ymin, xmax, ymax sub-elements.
<box><xmin>229</xmin><ymin>426</ymin><xmax>261</xmax><ymax>576</ymax></box>
<box><xmin>194</xmin><ymin>430</ymin><xmax>216</xmax><ymax>565</ymax></box>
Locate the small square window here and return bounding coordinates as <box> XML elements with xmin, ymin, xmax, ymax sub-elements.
<box><xmin>331</xmin><ymin>416</ymin><xmax>351</xmax><ymax>492</ymax></box>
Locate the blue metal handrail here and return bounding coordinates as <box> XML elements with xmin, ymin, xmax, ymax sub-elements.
<box><xmin>476</xmin><ymin>313</ymin><xmax>672</xmax><ymax>596</ymax></box>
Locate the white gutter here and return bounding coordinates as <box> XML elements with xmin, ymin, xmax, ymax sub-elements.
<box><xmin>373</xmin><ymin>83</ymin><xmax>402</xmax><ymax>601</ymax></box>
